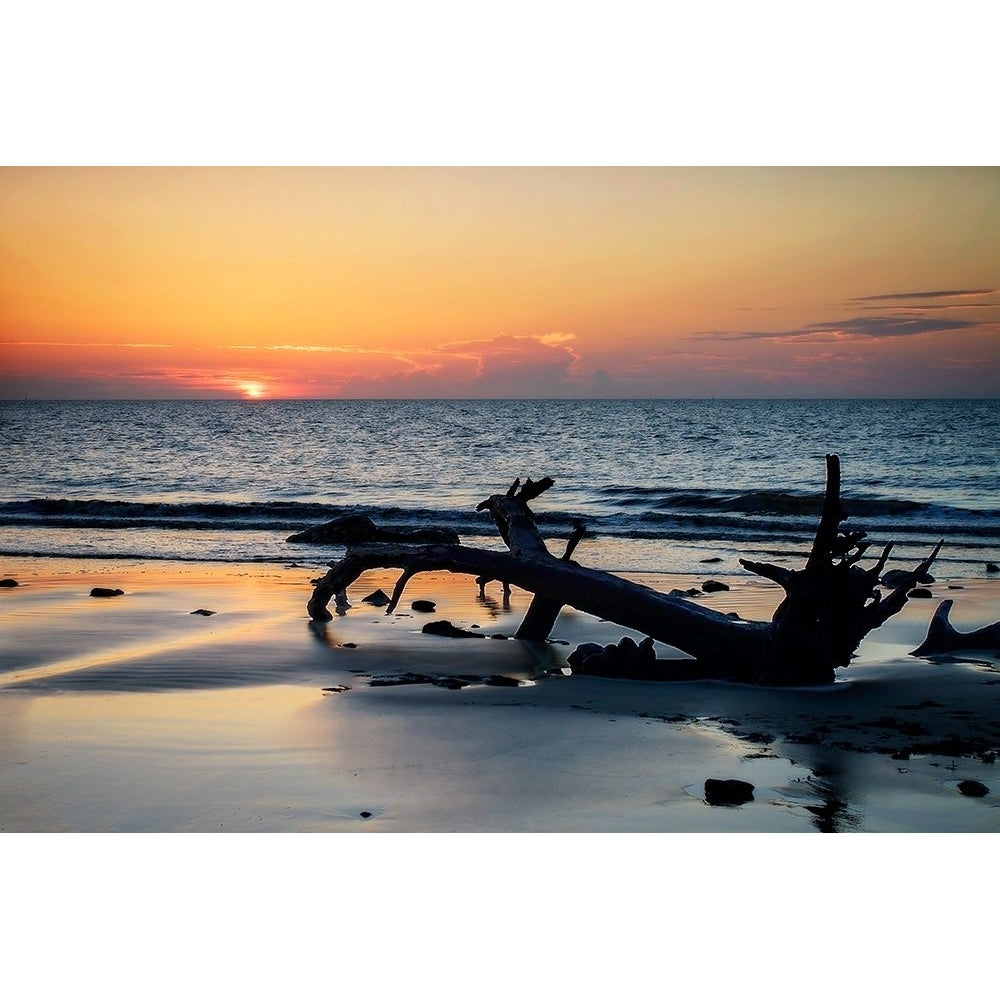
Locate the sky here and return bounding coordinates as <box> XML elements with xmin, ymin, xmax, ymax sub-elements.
<box><xmin>1</xmin><ymin>166</ymin><xmax>998</xmax><ymax>399</ymax></box>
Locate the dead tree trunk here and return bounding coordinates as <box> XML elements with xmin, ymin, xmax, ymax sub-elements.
<box><xmin>307</xmin><ymin>457</ymin><xmax>943</xmax><ymax>686</ymax></box>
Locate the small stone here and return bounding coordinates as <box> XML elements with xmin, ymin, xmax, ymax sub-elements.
<box><xmin>421</xmin><ymin>619</ymin><xmax>484</xmax><ymax>639</ymax></box>
<box><xmin>699</xmin><ymin>557</ymin><xmax>723</xmax><ymax>564</ymax></box>
<box><xmin>340</xmin><ymin>642</ymin><xmax>358</xmax><ymax>648</ymax></box>
<box><xmin>907</xmin><ymin>588</ymin><xmax>933</xmax><ymax>599</ymax></box>
<box><xmin>957</xmin><ymin>780</ymin><xmax>989</xmax><ymax>797</ymax></box>
<box><xmin>490</xmin><ymin>633</ymin><xmax>508</xmax><ymax>640</ymax></box>
<box><xmin>190</xmin><ymin>608</ymin><xmax>216</xmax><ymax>616</ymax></box>
<box><xmin>702</xmin><ymin>580</ymin><xmax>730</xmax><ymax>593</ymax></box>
<box><xmin>0</xmin><ymin>578</ymin><xmax>19</xmax><ymax>588</ymax></box>
<box><xmin>987</xmin><ymin>563</ymin><xmax>999</xmax><ymax>573</ymax></box>
<box><xmin>321</xmin><ymin>685</ymin><xmax>350</xmax><ymax>693</ymax></box>
<box><xmin>360</xmin><ymin>810</ymin><xmax>373</xmax><ymax>818</ymax></box>
<box><xmin>361</xmin><ymin>589</ymin><xmax>391</xmax><ymax>606</ymax></box>
<box><xmin>411</xmin><ymin>599</ymin><xmax>436</xmax><ymax>612</ymax></box>
<box><xmin>704</xmin><ymin>778</ymin><xmax>754</xmax><ymax>806</ymax></box>
<box><xmin>90</xmin><ymin>587</ymin><xmax>124</xmax><ymax>598</ymax></box>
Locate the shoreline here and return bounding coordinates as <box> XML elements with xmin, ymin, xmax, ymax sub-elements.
<box><xmin>1</xmin><ymin>556</ymin><xmax>998</xmax><ymax>832</ymax></box>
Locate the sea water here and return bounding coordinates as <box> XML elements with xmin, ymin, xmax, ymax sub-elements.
<box><xmin>1</xmin><ymin>398</ymin><xmax>997</xmax><ymax>575</ymax></box>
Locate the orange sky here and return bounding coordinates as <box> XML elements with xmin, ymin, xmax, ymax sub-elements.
<box><xmin>1</xmin><ymin>166</ymin><xmax>998</xmax><ymax>398</ymax></box>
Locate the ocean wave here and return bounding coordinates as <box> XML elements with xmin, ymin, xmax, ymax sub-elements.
<box><xmin>594</xmin><ymin>484</ymin><xmax>988</xmax><ymax>518</ymax></box>
<box><xmin>2</xmin><ymin>495</ymin><xmax>998</xmax><ymax>547</ymax></box>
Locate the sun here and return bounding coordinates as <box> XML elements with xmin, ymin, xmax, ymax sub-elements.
<box><xmin>240</xmin><ymin>382</ymin><xmax>266</xmax><ymax>399</ymax></box>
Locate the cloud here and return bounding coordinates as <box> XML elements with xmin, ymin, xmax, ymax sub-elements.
<box><xmin>326</xmin><ymin>332</ymin><xmax>588</xmax><ymax>398</ymax></box>
<box><xmin>857</xmin><ymin>303</ymin><xmax>988</xmax><ymax>310</ymax></box>
<box><xmin>696</xmin><ymin>314</ymin><xmax>978</xmax><ymax>342</ymax></box>
<box><xmin>849</xmin><ymin>288</ymin><xmax>995</xmax><ymax>302</ymax></box>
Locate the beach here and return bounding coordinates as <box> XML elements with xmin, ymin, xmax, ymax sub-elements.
<box><xmin>2</xmin><ymin>556</ymin><xmax>998</xmax><ymax>833</ymax></box>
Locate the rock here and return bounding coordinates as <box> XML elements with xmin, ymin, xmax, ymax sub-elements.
<box><xmin>572</xmin><ymin>635</ymin><xmax>658</xmax><ymax>679</ymax></box>
<box><xmin>668</xmin><ymin>588</ymin><xmax>701</xmax><ymax>599</ymax></box>
<box><xmin>702</xmin><ymin>580</ymin><xmax>730</xmax><ymax>593</ymax></box>
<box><xmin>0</xmin><ymin>578</ymin><xmax>19</xmax><ymax>588</ymax></box>
<box><xmin>90</xmin><ymin>587</ymin><xmax>124</xmax><ymax>597</ymax></box>
<box><xmin>987</xmin><ymin>563</ymin><xmax>999</xmax><ymax>573</ymax></box>
<box><xmin>421</xmin><ymin>619</ymin><xmax>484</xmax><ymax>639</ymax></box>
<box><xmin>907</xmin><ymin>588</ymin><xmax>933</xmax><ymax>599</ymax></box>
<box><xmin>700</xmin><ymin>557</ymin><xmax>723</xmax><ymax>564</ymax></box>
<box><xmin>370</xmin><ymin>672</ymin><xmax>434</xmax><ymax>687</ymax></box>
<box><xmin>490</xmin><ymin>633</ymin><xmax>509</xmax><ymax>640</ymax></box>
<box><xmin>361</xmin><ymin>589</ymin><xmax>391</xmax><ymax>606</ymax></box>
<box><xmin>704</xmin><ymin>778</ymin><xmax>755</xmax><ymax>806</ymax></box>
<box><xmin>190</xmin><ymin>608</ymin><xmax>216</xmax><ymax>616</ymax></box>
<box><xmin>485</xmin><ymin>674</ymin><xmax>521</xmax><ymax>687</ymax></box>
<box><xmin>411</xmin><ymin>599</ymin><xmax>436</xmax><ymax>612</ymax></box>
<box><xmin>287</xmin><ymin>514</ymin><xmax>459</xmax><ymax>545</ymax></box>
<box><xmin>957</xmin><ymin>780</ymin><xmax>989</xmax><ymax>797</ymax></box>
<box><xmin>321</xmin><ymin>685</ymin><xmax>351</xmax><ymax>693</ymax></box>
<box><xmin>567</xmin><ymin>642</ymin><xmax>604</xmax><ymax>669</ymax></box>
<box><xmin>340</xmin><ymin>642</ymin><xmax>358</xmax><ymax>649</ymax></box>
<box><xmin>360</xmin><ymin>810</ymin><xmax>373</xmax><ymax>819</ymax></box>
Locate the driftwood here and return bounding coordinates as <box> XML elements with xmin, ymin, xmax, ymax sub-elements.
<box><xmin>911</xmin><ymin>600</ymin><xmax>1000</xmax><ymax>657</ymax></box>
<box><xmin>307</xmin><ymin>457</ymin><xmax>957</xmax><ymax>686</ymax></box>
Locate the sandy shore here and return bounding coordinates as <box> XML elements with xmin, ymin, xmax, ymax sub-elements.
<box><xmin>1</xmin><ymin>556</ymin><xmax>998</xmax><ymax>832</ymax></box>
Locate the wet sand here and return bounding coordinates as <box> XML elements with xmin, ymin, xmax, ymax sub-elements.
<box><xmin>1</xmin><ymin>557</ymin><xmax>998</xmax><ymax>832</ymax></box>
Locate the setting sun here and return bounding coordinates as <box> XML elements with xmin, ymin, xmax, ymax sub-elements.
<box><xmin>240</xmin><ymin>382</ymin><xmax>265</xmax><ymax>399</ymax></box>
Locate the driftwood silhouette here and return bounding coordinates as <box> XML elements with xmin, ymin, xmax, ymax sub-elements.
<box><xmin>911</xmin><ymin>600</ymin><xmax>1000</xmax><ymax>657</ymax></box>
<box><xmin>306</xmin><ymin>456</ymin><xmax>981</xmax><ymax>685</ymax></box>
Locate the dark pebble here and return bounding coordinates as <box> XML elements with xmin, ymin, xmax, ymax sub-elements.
<box><xmin>421</xmin><ymin>619</ymin><xmax>484</xmax><ymax>639</ymax></box>
<box><xmin>987</xmin><ymin>563</ymin><xmax>999</xmax><ymax>573</ymax></box>
<box><xmin>490</xmin><ymin>633</ymin><xmax>508</xmax><ymax>640</ymax></box>
<box><xmin>361</xmin><ymin>589</ymin><xmax>391</xmax><ymax>606</ymax></box>
<box><xmin>321</xmin><ymin>685</ymin><xmax>350</xmax><ymax>693</ymax></box>
<box><xmin>190</xmin><ymin>608</ymin><xmax>216</xmax><ymax>616</ymax></box>
<box><xmin>340</xmin><ymin>642</ymin><xmax>358</xmax><ymax>648</ymax></box>
<box><xmin>90</xmin><ymin>587</ymin><xmax>124</xmax><ymax>597</ymax></box>
<box><xmin>411</xmin><ymin>600</ymin><xmax>436</xmax><ymax>612</ymax></box>
<box><xmin>907</xmin><ymin>588</ymin><xmax>933</xmax><ymax>599</ymax></box>
<box><xmin>700</xmin><ymin>557</ymin><xmax>723</xmax><ymax>563</ymax></box>
<box><xmin>702</xmin><ymin>580</ymin><xmax>730</xmax><ymax>593</ymax></box>
<box><xmin>0</xmin><ymin>578</ymin><xmax>18</xmax><ymax>588</ymax></box>
<box><xmin>704</xmin><ymin>778</ymin><xmax>754</xmax><ymax>806</ymax></box>
<box><xmin>360</xmin><ymin>811</ymin><xmax>373</xmax><ymax>819</ymax></box>
<box><xmin>957</xmin><ymin>780</ymin><xmax>989</xmax><ymax>797</ymax></box>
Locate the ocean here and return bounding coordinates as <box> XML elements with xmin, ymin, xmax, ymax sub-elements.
<box><xmin>1</xmin><ymin>398</ymin><xmax>998</xmax><ymax>577</ymax></box>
